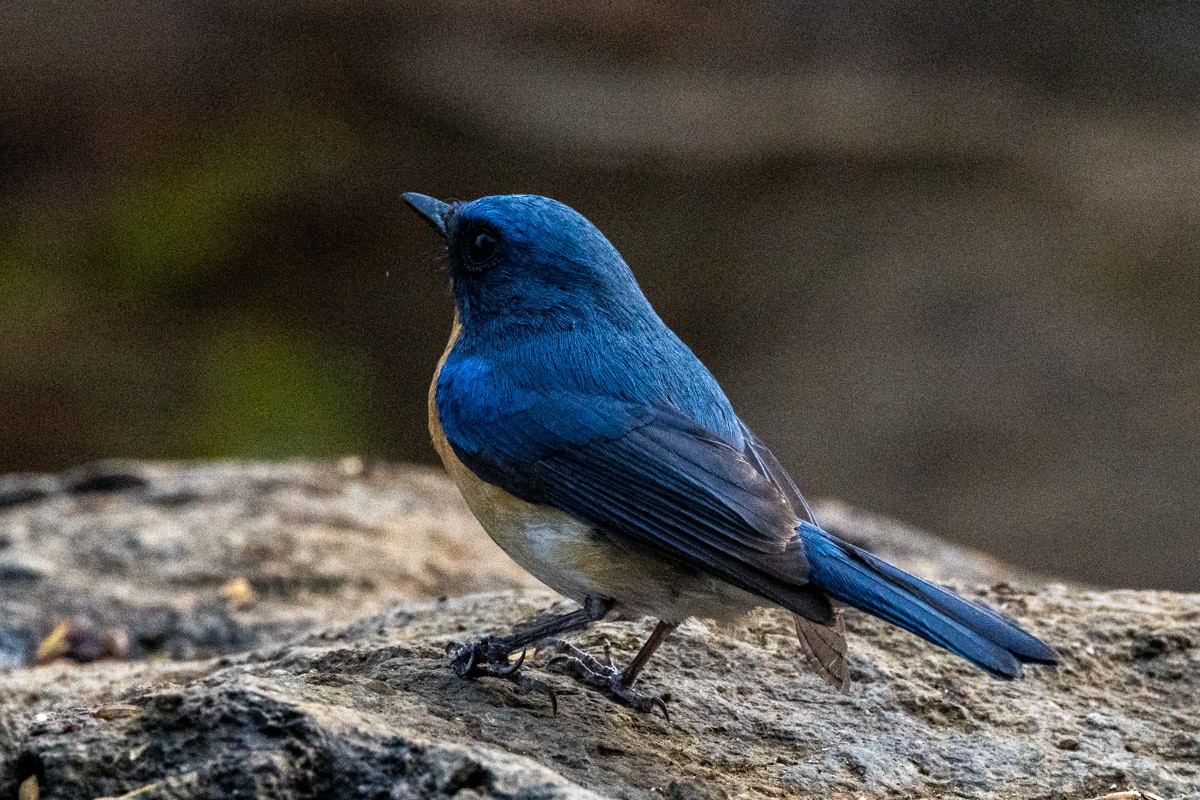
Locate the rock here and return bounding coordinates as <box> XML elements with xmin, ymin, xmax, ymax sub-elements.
<box><xmin>0</xmin><ymin>461</ymin><xmax>1196</xmax><ymax>799</ymax></box>
<box><xmin>0</xmin><ymin>459</ymin><xmax>535</xmax><ymax>667</ymax></box>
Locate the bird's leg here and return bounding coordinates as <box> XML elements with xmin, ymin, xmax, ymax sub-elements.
<box><xmin>448</xmin><ymin>596</ymin><xmax>613</xmax><ymax>710</ymax></box>
<box><xmin>547</xmin><ymin>620</ymin><xmax>677</xmax><ymax>719</ymax></box>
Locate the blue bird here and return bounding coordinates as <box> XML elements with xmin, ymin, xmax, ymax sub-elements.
<box><xmin>404</xmin><ymin>192</ymin><xmax>1056</xmax><ymax>715</ymax></box>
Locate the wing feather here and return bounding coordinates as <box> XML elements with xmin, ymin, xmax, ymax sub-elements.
<box><xmin>794</xmin><ymin>610</ymin><xmax>849</xmax><ymax>691</ymax></box>
<box><xmin>440</xmin><ymin>388</ymin><xmax>830</xmax><ymax>621</ymax></box>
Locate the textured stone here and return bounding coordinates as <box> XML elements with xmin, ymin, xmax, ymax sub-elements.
<box><xmin>0</xmin><ymin>461</ymin><xmax>1195</xmax><ymax>799</ymax></box>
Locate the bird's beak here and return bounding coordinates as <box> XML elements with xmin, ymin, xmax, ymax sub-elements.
<box><xmin>403</xmin><ymin>193</ymin><xmax>451</xmax><ymax>239</ymax></box>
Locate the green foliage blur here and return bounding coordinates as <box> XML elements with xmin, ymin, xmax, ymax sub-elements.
<box><xmin>2</xmin><ymin>112</ymin><xmax>369</xmax><ymax>464</ymax></box>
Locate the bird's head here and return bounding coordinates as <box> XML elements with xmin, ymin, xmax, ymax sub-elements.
<box><xmin>403</xmin><ymin>193</ymin><xmax>652</xmax><ymax>331</ymax></box>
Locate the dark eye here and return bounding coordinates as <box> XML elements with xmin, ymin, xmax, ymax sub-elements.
<box><xmin>466</xmin><ymin>230</ymin><xmax>498</xmax><ymax>264</ymax></box>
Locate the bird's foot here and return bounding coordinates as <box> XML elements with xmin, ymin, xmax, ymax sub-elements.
<box><xmin>544</xmin><ymin>639</ymin><xmax>669</xmax><ymax>720</ymax></box>
<box><xmin>447</xmin><ymin>638</ymin><xmax>558</xmax><ymax>713</ymax></box>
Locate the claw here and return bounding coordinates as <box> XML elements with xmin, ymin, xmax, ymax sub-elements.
<box><xmin>601</xmin><ymin>639</ymin><xmax>616</xmax><ymax>671</ymax></box>
<box><xmin>495</xmin><ymin>648</ymin><xmax>526</xmax><ymax>676</ymax></box>
<box><xmin>544</xmin><ymin>641</ymin><xmax>671</xmax><ymax>719</ymax></box>
<box><xmin>515</xmin><ymin>674</ymin><xmax>559</xmax><ymax>715</ymax></box>
<box><xmin>614</xmin><ymin>681</ymin><xmax>672</xmax><ymax>724</ymax></box>
<box><xmin>448</xmin><ymin>639</ymin><xmax>557</xmax><ymax>714</ymax></box>
<box><xmin>651</xmin><ymin>696</ymin><xmax>670</xmax><ymax>722</ymax></box>
<box><xmin>449</xmin><ymin>640</ymin><xmax>485</xmax><ymax>678</ymax></box>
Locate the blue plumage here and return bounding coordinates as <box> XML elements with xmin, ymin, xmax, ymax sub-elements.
<box><xmin>405</xmin><ymin>191</ymin><xmax>1055</xmax><ymax>700</ymax></box>
<box><xmin>801</xmin><ymin>522</ymin><xmax>1055</xmax><ymax>677</ymax></box>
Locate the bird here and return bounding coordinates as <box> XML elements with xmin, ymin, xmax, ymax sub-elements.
<box><xmin>403</xmin><ymin>191</ymin><xmax>1057</xmax><ymax>716</ymax></box>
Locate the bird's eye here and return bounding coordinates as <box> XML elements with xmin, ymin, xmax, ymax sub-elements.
<box><xmin>466</xmin><ymin>230</ymin><xmax>498</xmax><ymax>265</ymax></box>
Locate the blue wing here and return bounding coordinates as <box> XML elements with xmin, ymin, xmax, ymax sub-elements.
<box><xmin>438</xmin><ymin>376</ymin><xmax>832</xmax><ymax>622</ymax></box>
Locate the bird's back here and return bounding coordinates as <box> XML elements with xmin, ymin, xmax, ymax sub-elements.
<box><xmin>442</xmin><ymin>314</ymin><xmax>745</xmax><ymax>446</ymax></box>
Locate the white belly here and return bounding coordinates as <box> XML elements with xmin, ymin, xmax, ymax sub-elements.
<box><xmin>445</xmin><ymin>461</ymin><xmax>761</xmax><ymax>623</ymax></box>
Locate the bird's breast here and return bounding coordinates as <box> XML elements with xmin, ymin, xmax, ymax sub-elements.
<box><xmin>429</xmin><ymin>317</ymin><xmax>600</xmax><ymax>602</ymax></box>
<box><xmin>428</xmin><ymin>318</ymin><xmax>763</xmax><ymax>623</ymax></box>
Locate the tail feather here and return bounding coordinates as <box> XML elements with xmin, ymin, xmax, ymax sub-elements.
<box><xmin>800</xmin><ymin>521</ymin><xmax>1057</xmax><ymax>679</ymax></box>
<box><xmin>794</xmin><ymin>610</ymin><xmax>849</xmax><ymax>691</ymax></box>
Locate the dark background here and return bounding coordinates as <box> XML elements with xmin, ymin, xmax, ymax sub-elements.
<box><xmin>3</xmin><ymin>3</ymin><xmax>1197</xmax><ymax>589</ymax></box>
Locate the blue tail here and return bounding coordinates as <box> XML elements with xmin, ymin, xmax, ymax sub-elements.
<box><xmin>800</xmin><ymin>521</ymin><xmax>1057</xmax><ymax>678</ymax></box>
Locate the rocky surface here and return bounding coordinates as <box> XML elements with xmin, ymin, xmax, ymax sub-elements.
<box><xmin>0</xmin><ymin>461</ymin><xmax>1196</xmax><ymax>800</ymax></box>
<box><xmin>0</xmin><ymin>459</ymin><xmax>533</xmax><ymax>668</ymax></box>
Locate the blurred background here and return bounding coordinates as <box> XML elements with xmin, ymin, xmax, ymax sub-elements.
<box><xmin>2</xmin><ymin>2</ymin><xmax>1197</xmax><ymax>590</ymax></box>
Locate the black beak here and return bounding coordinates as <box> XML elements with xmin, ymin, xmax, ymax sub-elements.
<box><xmin>403</xmin><ymin>193</ymin><xmax>452</xmax><ymax>239</ymax></box>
